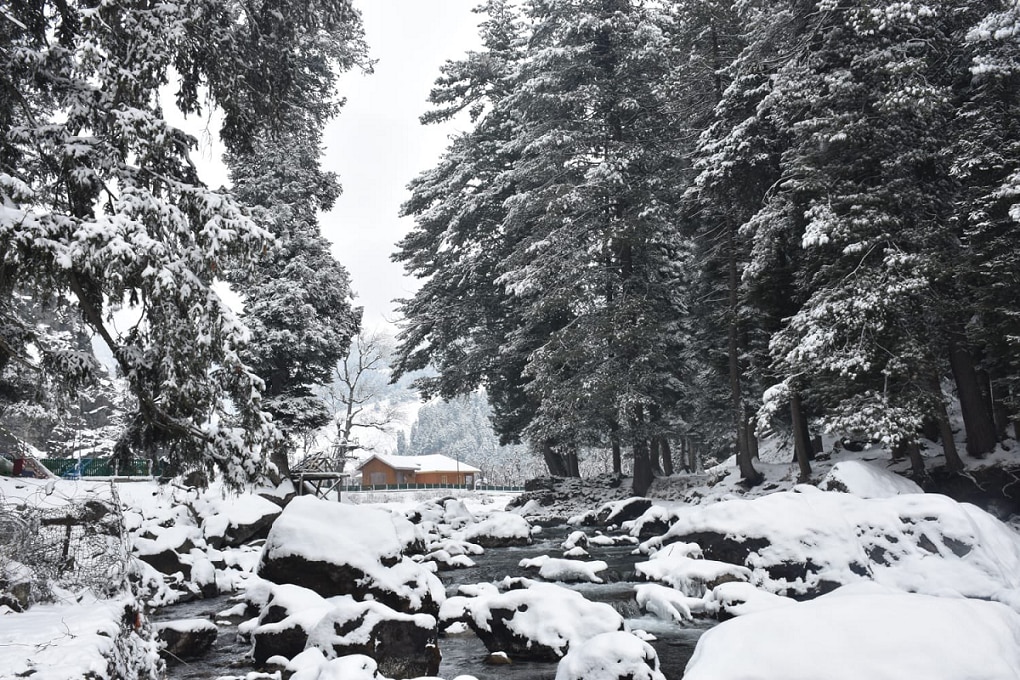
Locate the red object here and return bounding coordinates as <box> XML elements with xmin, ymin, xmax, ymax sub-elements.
<box><xmin>12</xmin><ymin>458</ymin><xmax>24</xmax><ymax>476</ymax></box>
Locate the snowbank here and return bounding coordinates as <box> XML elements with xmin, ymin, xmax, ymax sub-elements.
<box><xmin>0</xmin><ymin>594</ymin><xmax>158</xmax><ymax>680</ymax></box>
<box><xmin>634</xmin><ymin>488</ymin><xmax>1020</xmax><ymax>602</ymax></box>
<box><xmin>555</xmin><ymin>631</ymin><xmax>666</xmax><ymax>680</ymax></box>
<box><xmin>684</xmin><ymin>584</ymin><xmax>1020</xmax><ymax>680</ymax></box>
<box><xmin>819</xmin><ymin>460</ymin><xmax>923</xmax><ymax>497</ymax></box>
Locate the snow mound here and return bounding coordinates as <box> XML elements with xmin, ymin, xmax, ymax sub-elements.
<box><xmin>634</xmin><ymin>583</ymin><xmax>704</xmax><ymax>622</ymax></box>
<box><xmin>555</xmin><ymin>631</ymin><xmax>666</xmax><ymax>680</ymax></box>
<box><xmin>635</xmin><ymin>489</ymin><xmax>1020</xmax><ymax>603</ymax></box>
<box><xmin>684</xmin><ymin>584</ymin><xmax>1020</xmax><ymax>680</ymax></box>
<box><xmin>459</xmin><ymin>511</ymin><xmax>533</xmax><ymax>547</ymax></box>
<box><xmin>440</xmin><ymin>580</ymin><xmax>625</xmax><ymax>660</ymax></box>
<box><xmin>819</xmin><ymin>460</ymin><xmax>923</xmax><ymax>497</ymax></box>
<box><xmin>263</xmin><ymin>496</ymin><xmax>423</xmax><ymax>565</ymax></box>
<box><xmin>520</xmin><ymin>555</ymin><xmax>609</xmax><ymax>583</ymax></box>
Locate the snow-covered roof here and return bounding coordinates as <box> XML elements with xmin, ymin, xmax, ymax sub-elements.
<box><xmin>356</xmin><ymin>453</ymin><xmax>481</xmax><ymax>474</ymax></box>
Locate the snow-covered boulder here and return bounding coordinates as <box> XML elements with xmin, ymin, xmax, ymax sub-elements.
<box><xmin>424</xmin><ymin>549</ymin><xmax>476</xmax><ymax>570</ymax></box>
<box><xmin>287</xmin><ymin>649</ymin><xmax>394</xmax><ymax>680</ymax></box>
<box><xmin>701</xmin><ymin>582</ymin><xmax>797</xmax><ymax>620</ymax></box>
<box><xmin>257</xmin><ymin>497</ymin><xmax>441</xmax><ymax>615</ymax></box>
<box><xmin>594</xmin><ymin>498</ymin><xmax>654</xmax><ymax>527</ymax></box>
<box><xmin>246</xmin><ymin>582</ymin><xmax>334</xmax><ymax>663</ymax></box>
<box><xmin>819</xmin><ymin>460</ymin><xmax>923</xmax><ymax>498</ymax></box>
<box><xmin>555</xmin><ymin>631</ymin><xmax>666</xmax><ymax>680</ymax></box>
<box><xmin>635</xmin><ymin>550</ymin><xmax>751</xmax><ymax>597</ymax></box>
<box><xmin>439</xmin><ymin>580</ymin><xmax>625</xmax><ymax>661</ymax></box>
<box><xmin>562</xmin><ymin>530</ymin><xmax>590</xmax><ymax>551</ymax></box>
<box><xmin>198</xmin><ymin>493</ymin><xmax>282</xmax><ymax>549</ymax></box>
<box><xmin>519</xmin><ymin>555</ymin><xmax>609</xmax><ymax>583</ymax></box>
<box><xmin>634</xmin><ymin>583</ymin><xmax>704</xmax><ymax>623</ymax></box>
<box><xmin>684</xmin><ymin>584</ymin><xmax>1020</xmax><ymax>680</ymax></box>
<box><xmin>133</xmin><ymin>524</ymin><xmax>204</xmax><ymax>579</ymax></box>
<box><xmin>637</xmin><ymin>488</ymin><xmax>1020</xmax><ymax>601</ymax></box>
<box><xmin>459</xmin><ymin>512</ymin><xmax>533</xmax><ymax>547</ymax></box>
<box><xmin>154</xmin><ymin>618</ymin><xmax>218</xmax><ymax>662</ymax></box>
<box><xmin>306</xmin><ymin>597</ymin><xmax>440</xmax><ymax>679</ymax></box>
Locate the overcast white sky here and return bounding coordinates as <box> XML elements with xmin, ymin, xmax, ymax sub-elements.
<box><xmin>321</xmin><ymin>1</ymin><xmax>483</xmax><ymax>332</ymax></box>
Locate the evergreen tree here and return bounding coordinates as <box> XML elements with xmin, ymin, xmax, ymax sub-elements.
<box><xmin>227</xmin><ymin>129</ymin><xmax>363</xmax><ymax>477</ymax></box>
<box><xmin>0</xmin><ymin>0</ymin><xmax>365</xmax><ymax>486</ymax></box>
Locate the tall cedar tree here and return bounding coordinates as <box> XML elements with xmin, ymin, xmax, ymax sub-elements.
<box><xmin>0</xmin><ymin>0</ymin><xmax>364</xmax><ymax>486</ymax></box>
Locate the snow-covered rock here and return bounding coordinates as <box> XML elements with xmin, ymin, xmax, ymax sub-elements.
<box><xmin>634</xmin><ymin>583</ymin><xmax>703</xmax><ymax>623</ymax></box>
<box><xmin>459</xmin><ymin>511</ymin><xmax>533</xmax><ymax>547</ymax></box>
<box><xmin>154</xmin><ymin>618</ymin><xmax>218</xmax><ymax>662</ymax></box>
<box><xmin>701</xmin><ymin>582</ymin><xmax>797</xmax><ymax>619</ymax></box>
<box><xmin>440</xmin><ymin>579</ymin><xmax>625</xmax><ymax>660</ymax></box>
<box><xmin>635</xmin><ymin>488</ymin><xmax>1020</xmax><ymax>602</ymax></box>
<box><xmin>197</xmin><ymin>493</ymin><xmax>282</xmax><ymax>548</ymax></box>
<box><xmin>636</xmin><ymin>553</ymin><xmax>751</xmax><ymax>597</ymax></box>
<box><xmin>306</xmin><ymin>597</ymin><xmax>439</xmax><ymax>679</ymax></box>
<box><xmin>287</xmin><ymin>649</ymin><xmax>394</xmax><ymax>680</ymax></box>
<box><xmin>555</xmin><ymin>631</ymin><xmax>666</xmax><ymax>680</ymax></box>
<box><xmin>519</xmin><ymin>555</ymin><xmax>609</xmax><ymax>583</ymax></box>
<box><xmin>819</xmin><ymin>460</ymin><xmax>923</xmax><ymax>498</ymax></box>
<box><xmin>684</xmin><ymin>584</ymin><xmax>1020</xmax><ymax>680</ymax></box>
<box><xmin>257</xmin><ymin>497</ymin><xmax>442</xmax><ymax>615</ymax></box>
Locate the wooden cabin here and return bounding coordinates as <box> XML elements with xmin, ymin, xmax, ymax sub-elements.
<box><xmin>357</xmin><ymin>453</ymin><xmax>481</xmax><ymax>487</ymax></box>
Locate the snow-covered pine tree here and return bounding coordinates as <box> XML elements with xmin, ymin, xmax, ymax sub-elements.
<box><xmin>951</xmin><ymin>1</ymin><xmax>1020</xmax><ymax>449</ymax></box>
<box><xmin>227</xmin><ymin>127</ymin><xmax>363</xmax><ymax>478</ymax></box>
<box><xmin>754</xmin><ymin>0</ymin><xmax>986</xmax><ymax>472</ymax></box>
<box><xmin>394</xmin><ymin>0</ymin><xmax>551</xmax><ymax>463</ymax></box>
<box><xmin>0</xmin><ymin>0</ymin><xmax>364</xmax><ymax>487</ymax></box>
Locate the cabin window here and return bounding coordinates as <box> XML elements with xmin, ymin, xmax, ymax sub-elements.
<box><xmin>370</xmin><ymin>472</ymin><xmax>386</xmax><ymax>486</ymax></box>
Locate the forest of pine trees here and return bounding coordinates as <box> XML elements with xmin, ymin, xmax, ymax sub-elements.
<box><xmin>4</xmin><ymin>0</ymin><xmax>1020</xmax><ymax>493</ymax></box>
<box><xmin>393</xmin><ymin>0</ymin><xmax>1020</xmax><ymax>493</ymax></box>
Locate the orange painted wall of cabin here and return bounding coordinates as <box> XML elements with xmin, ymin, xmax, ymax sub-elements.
<box><xmin>360</xmin><ymin>458</ymin><xmax>398</xmax><ymax>485</ymax></box>
<box><xmin>416</xmin><ymin>470</ymin><xmax>474</xmax><ymax>486</ymax></box>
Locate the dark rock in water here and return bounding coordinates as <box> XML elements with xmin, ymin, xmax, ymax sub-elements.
<box><xmin>252</xmin><ymin>617</ymin><xmax>310</xmax><ymax>664</ymax></box>
<box><xmin>137</xmin><ymin>548</ymin><xmax>192</xmax><ymax>579</ymax></box>
<box><xmin>257</xmin><ymin>552</ymin><xmax>441</xmax><ymax>616</ymax></box>
<box><xmin>596</xmin><ymin>498</ymin><xmax>653</xmax><ymax>527</ymax></box>
<box><xmin>306</xmin><ymin>600</ymin><xmax>440</xmax><ymax>679</ymax></box>
<box><xmin>485</xmin><ymin>652</ymin><xmax>513</xmax><ymax>665</ymax></box>
<box><xmin>155</xmin><ymin>619</ymin><xmax>218</xmax><ymax>663</ymax></box>
<box><xmin>469</xmin><ymin>606</ymin><xmax>564</xmax><ymax>662</ymax></box>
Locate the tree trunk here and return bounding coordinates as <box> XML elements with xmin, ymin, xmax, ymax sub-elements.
<box><xmin>728</xmin><ymin>225</ymin><xmax>762</xmax><ymax>486</ymax></box>
<box><xmin>928</xmin><ymin>373</ymin><xmax>962</xmax><ymax>473</ymax></box>
<box><xmin>610</xmin><ymin>423</ymin><xmax>622</xmax><ymax>475</ymax></box>
<box><xmin>896</xmin><ymin>440</ymin><xmax>926</xmax><ymax>479</ymax></box>
<box><xmin>660</xmin><ymin>438</ymin><xmax>674</xmax><ymax>476</ymax></box>
<box><xmin>986</xmin><ymin>373</ymin><xmax>1010</xmax><ymax>441</ymax></box>
<box><xmin>790</xmin><ymin>391</ymin><xmax>813</xmax><ymax>482</ymax></box>
<box><xmin>632</xmin><ymin>438</ymin><xmax>653</xmax><ymax>496</ymax></box>
<box><xmin>541</xmin><ymin>440</ymin><xmax>569</xmax><ymax>477</ymax></box>
<box><xmin>949</xmin><ymin>343</ymin><xmax>997</xmax><ymax>457</ymax></box>
<box><xmin>565</xmin><ymin>448</ymin><xmax>581</xmax><ymax>478</ymax></box>
<box><xmin>679</xmin><ymin>437</ymin><xmax>690</xmax><ymax>473</ymax></box>
<box><xmin>650</xmin><ymin>438</ymin><xmax>663</xmax><ymax>475</ymax></box>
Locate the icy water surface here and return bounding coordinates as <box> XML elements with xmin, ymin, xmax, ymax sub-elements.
<box><xmin>158</xmin><ymin>523</ymin><xmax>708</xmax><ymax>679</ymax></box>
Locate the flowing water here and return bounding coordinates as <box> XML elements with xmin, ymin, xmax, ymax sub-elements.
<box><xmin>157</xmin><ymin>524</ymin><xmax>709</xmax><ymax>679</ymax></box>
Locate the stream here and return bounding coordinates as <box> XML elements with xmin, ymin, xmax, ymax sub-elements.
<box><xmin>155</xmin><ymin>524</ymin><xmax>709</xmax><ymax>679</ymax></box>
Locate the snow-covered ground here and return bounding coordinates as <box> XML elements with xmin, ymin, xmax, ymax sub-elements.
<box><xmin>3</xmin><ymin>451</ymin><xmax>1020</xmax><ymax>680</ymax></box>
